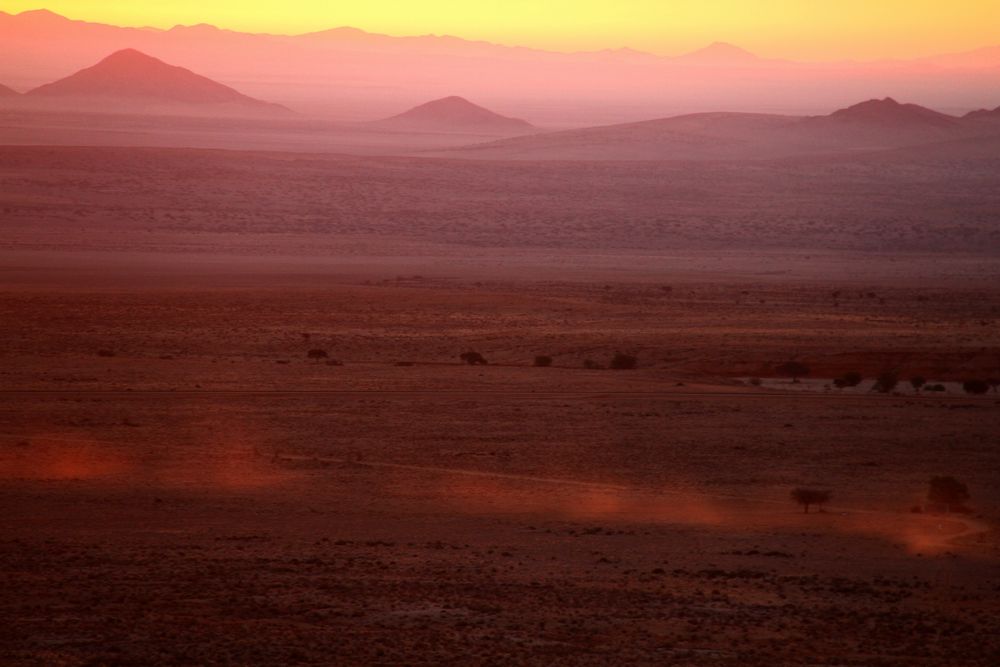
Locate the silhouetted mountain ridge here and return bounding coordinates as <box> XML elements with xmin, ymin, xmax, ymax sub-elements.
<box><xmin>26</xmin><ymin>48</ymin><xmax>283</xmax><ymax>111</ymax></box>
<box><xmin>375</xmin><ymin>96</ymin><xmax>533</xmax><ymax>134</ymax></box>
<box><xmin>435</xmin><ymin>97</ymin><xmax>1000</xmax><ymax>161</ymax></box>
<box><xmin>964</xmin><ymin>105</ymin><xmax>1000</xmax><ymax>120</ymax></box>
<box><xmin>826</xmin><ymin>97</ymin><xmax>958</xmax><ymax>127</ymax></box>
<box><xmin>674</xmin><ymin>42</ymin><xmax>759</xmax><ymax>63</ymax></box>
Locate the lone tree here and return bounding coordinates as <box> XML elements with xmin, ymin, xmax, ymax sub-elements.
<box><xmin>776</xmin><ymin>361</ymin><xmax>810</xmax><ymax>383</ymax></box>
<box><xmin>307</xmin><ymin>349</ymin><xmax>328</xmax><ymax>360</ymax></box>
<box><xmin>927</xmin><ymin>476</ymin><xmax>970</xmax><ymax>513</ymax></box>
<box><xmin>610</xmin><ymin>352</ymin><xmax>638</xmax><ymax>370</ymax></box>
<box><xmin>791</xmin><ymin>488</ymin><xmax>832</xmax><ymax>514</ymax></box>
<box><xmin>460</xmin><ymin>351</ymin><xmax>488</xmax><ymax>366</ymax></box>
<box><xmin>533</xmin><ymin>355</ymin><xmax>553</xmax><ymax>367</ymax></box>
<box><xmin>962</xmin><ymin>379</ymin><xmax>990</xmax><ymax>395</ymax></box>
<box><xmin>909</xmin><ymin>376</ymin><xmax>927</xmax><ymax>393</ymax></box>
<box><xmin>872</xmin><ymin>369</ymin><xmax>899</xmax><ymax>394</ymax></box>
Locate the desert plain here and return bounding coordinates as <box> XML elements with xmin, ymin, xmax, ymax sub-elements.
<box><xmin>0</xmin><ymin>141</ymin><xmax>998</xmax><ymax>666</ymax></box>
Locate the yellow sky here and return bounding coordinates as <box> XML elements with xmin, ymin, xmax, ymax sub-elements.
<box><xmin>6</xmin><ymin>1</ymin><xmax>999</xmax><ymax>60</ymax></box>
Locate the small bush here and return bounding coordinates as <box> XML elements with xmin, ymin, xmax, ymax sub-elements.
<box><xmin>533</xmin><ymin>355</ymin><xmax>553</xmax><ymax>367</ymax></box>
<box><xmin>748</xmin><ymin>377</ymin><xmax>762</xmax><ymax>387</ymax></box>
<box><xmin>872</xmin><ymin>370</ymin><xmax>899</xmax><ymax>394</ymax></box>
<box><xmin>962</xmin><ymin>379</ymin><xmax>990</xmax><ymax>395</ymax></box>
<box><xmin>583</xmin><ymin>359</ymin><xmax>603</xmax><ymax>370</ymax></box>
<box><xmin>97</xmin><ymin>349</ymin><xmax>116</xmax><ymax>358</ymax></box>
<box><xmin>841</xmin><ymin>371</ymin><xmax>863</xmax><ymax>387</ymax></box>
<box><xmin>460</xmin><ymin>351</ymin><xmax>488</xmax><ymax>366</ymax></box>
<box><xmin>909</xmin><ymin>376</ymin><xmax>927</xmax><ymax>392</ymax></box>
<box><xmin>307</xmin><ymin>349</ymin><xmax>328</xmax><ymax>360</ymax></box>
<box><xmin>833</xmin><ymin>371</ymin><xmax>863</xmax><ymax>389</ymax></box>
<box><xmin>926</xmin><ymin>383</ymin><xmax>946</xmax><ymax>392</ymax></box>
<box><xmin>610</xmin><ymin>352</ymin><xmax>638</xmax><ymax>370</ymax></box>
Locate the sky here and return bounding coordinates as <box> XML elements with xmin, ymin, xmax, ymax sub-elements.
<box><xmin>5</xmin><ymin>1</ymin><xmax>999</xmax><ymax>60</ymax></box>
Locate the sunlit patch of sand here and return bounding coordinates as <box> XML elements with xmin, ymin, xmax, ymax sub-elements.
<box><xmin>2</xmin><ymin>430</ymin><xmax>989</xmax><ymax>553</ymax></box>
<box><xmin>0</xmin><ymin>432</ymin><xmax>131</xmax><ymax>481</ymax></box>
<box><xmin>0</xmin><ymin>426</ymin><xmax>296</xmax><ymax>491</ymax></box>
<box><xmin>423</xmin><ymin>468</ymin><xmax>988</xmax><ymax>554</ymax></box>
<box><xmin>843</xmin><ymin>512</ymin><xmax>984</xmax><ymax>555</ymax></box>
<box><xmin>165</xmin><ymin>425</ymin><xmax>295</xmax><ymax>491</ymax></box>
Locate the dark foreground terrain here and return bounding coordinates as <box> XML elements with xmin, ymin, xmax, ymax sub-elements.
<box><xmin>1</xmin><ymin>145</ymin><xmax>999</xmax><ymax>665</ymax></box>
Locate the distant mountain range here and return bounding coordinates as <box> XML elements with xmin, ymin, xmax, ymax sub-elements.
<box><xmin>434</xmin><ymin>97</ymin><xmax>1000</xmax><ymax>161</ymax></box>
<box><xmin>3</xmin><ymin>9</ymin><xmax>1000</xmax><ymax>124</ymax></box>
<box><xmin>3</xmin><ymin>44</ymin><xmax>999</xmax><ymax>159</ymax></box>
<box><xmin>3</xmin><ymin>38</ymin><xmax>999</xmax><ymax>160</ymax></box>
<box><xmin>373</xmin><ymin>96</ymin><xmax>534</xmax><ymax>134</ymax></box>
<box><xmin>964</xmin><ymin>105</ymin><xmax>1000</xmax><ymax>120</ymax></box>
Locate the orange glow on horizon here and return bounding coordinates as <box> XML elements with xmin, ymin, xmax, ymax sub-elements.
<box><xmin>4</xmin><ymin>1</ymin><xmax>999</xmax><ymax>61</ymax></box>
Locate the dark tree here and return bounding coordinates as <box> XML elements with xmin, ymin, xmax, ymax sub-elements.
<box><xmin>460</xmin><ymin>351</ymin><xmax>488</xmax><ymax>365</ymax></box>
<box><xmin>610</xmin><ymin>352</ymin><xmax>638</xmax><ymax>370</ymax></box>
<box><xmin>533</xmin><ymin>355</ymin><xmax>553</xmax><ymax>367</ymax></box>
<box><xmin>927</xmin><ymin>476</ymin><xmax>970</xmax><ymax>512</ymax></box>
<box><xmin>307</xmin><ymin>349</ymin><xmax>328</xmax><ymax>360</ymax></box>
<box><xmin>909</xmin><ymin>376</ymin><xmax>927</xmax><ymax>393</ymax></box>
<box><xmin>791</xmin><ymin>488</ymin><xmax>832</xmax><ymax>514</ymax></box>
<box><xmin>776</xmin><ymin>361</ymin><xmax>810</xmax><ymax>383</ymax></box>
<box><xmin>872</xmin><ymin>370</ymin><xmax>899</xmax><ymax>394</ymax></box>
<box><xmin>962</xmin><ymin>379</ymin><xmax>990</xmax><ymax>395</ymax></box>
